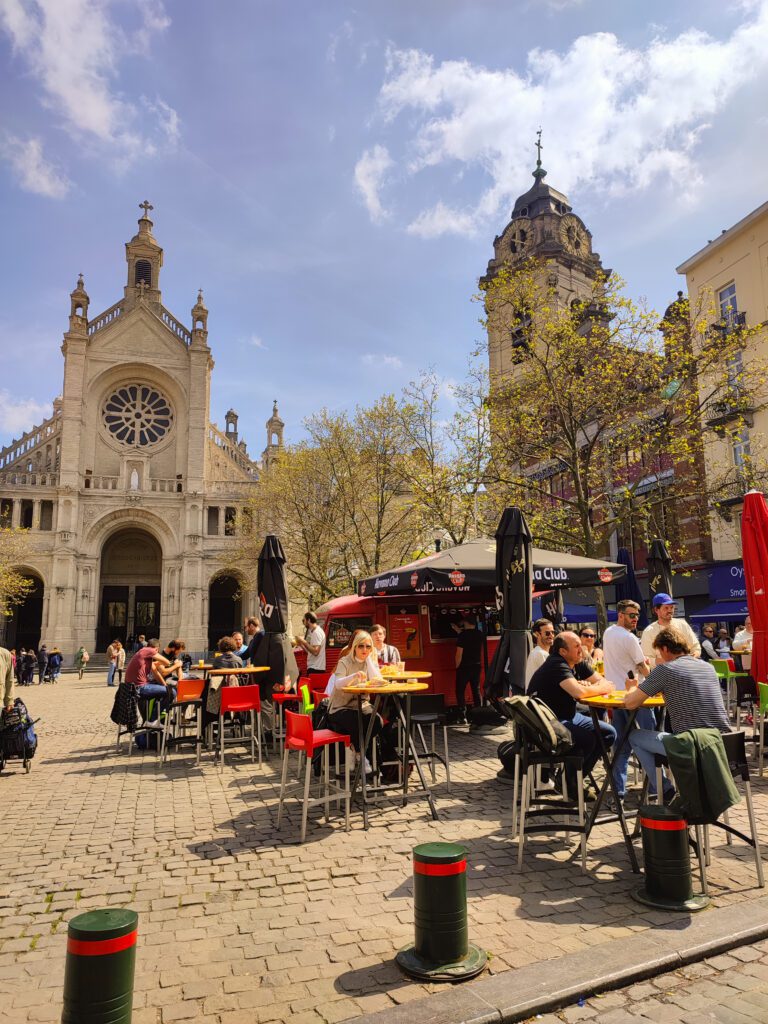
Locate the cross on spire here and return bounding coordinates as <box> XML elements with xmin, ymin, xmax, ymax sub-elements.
<box><xmin>535</xmin><ymin>128</ymin><xmax>543</xmax><ymax>168</ymax></box>
<box><xmin>139</xmin><ymin>200</ymin><xmax>153</xmax><ymax>218</ymax></box>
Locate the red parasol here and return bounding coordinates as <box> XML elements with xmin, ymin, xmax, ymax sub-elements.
<box><xmin>741</xmin><ymin>491</ymin><xmax>768</xmax><ymax>685</ymax></box>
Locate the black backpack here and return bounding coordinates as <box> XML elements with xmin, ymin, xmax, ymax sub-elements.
<box><xmin>504</xmin><ymin>695</ymin><xmax>574</xmax><ymax>755</ymax></box>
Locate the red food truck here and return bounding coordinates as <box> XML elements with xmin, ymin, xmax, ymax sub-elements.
<box><xmin>301</xmin><ymin>538</ymin><xmax>625</xmax><ymax>706</ymax></box>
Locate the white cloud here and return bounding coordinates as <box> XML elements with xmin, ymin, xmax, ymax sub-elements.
<box><xmin>0</xmin><ymin>0</ymin><xmax>177</xmax><ymax>167</ymax></box>
<box><xmin>327</xmin><ymin>20</ymin><xmax>353</xmax><ymax>63</ymax></box>
<box><xmin>247</xmin><ymin>335</ymin><xmax>268</xmax><ymax>350</ymax></box>
<box><xmin>360</xmin><ymin>3</ymin><xmax>768</xmax><ymax>236</ymax></box>
<box><xmin>1</xmin><ymin>135</ymin><xmax>70</xmax><ymax>198</ymax></box>
<box><xmin>362</xmin><ymin>353</ymin><xmax>402</xmax><ymax>369</ymax></box>
<box><xmin>0</xmin><ymin>392</ymin><xmax>52</xmax><ymax>435</ymax></box>
<box><xmin>354</xmin><ymin>144</ymin><xmax>393</xmax><ymax>223</ymax></box>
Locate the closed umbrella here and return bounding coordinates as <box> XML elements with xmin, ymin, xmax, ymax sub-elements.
<box><xmin>615</xmin><ymin>547</ymin><xmax>648</xmax><ymax>630</ymax></box>
<box><xmin>539</xmin><ymin>590</ymin><xmax>565</xmax><ymax>629</ymax></box>
<box><xmin>485</xmin><ymin>507</ymin><xmax>533</xmax><ymax>699</ymax></box>
<box><xmin>742</xmin><ymin>491</ymin><xmax>768</xmax><ymax>686</ymax></box>
<box><xmin>251</xmin><ymin>535</ymin><xmax>299</xmax><ymax>690</ymax></box>
<box><xmin>646</xmin><ymin>538</ymin><xmax>674</xmax><ymax>605</ymax></box>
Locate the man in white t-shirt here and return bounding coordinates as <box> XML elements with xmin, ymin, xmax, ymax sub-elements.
<box><xmin>525</xmin><ymin>619</ymin><xmax>555</xmax><ymax>689</ymax></box>
<box><xmin>294</xmin><ymin>611</ymin><xmax>326</xmax><ymax>674</ymax></box>
<box><xmin>733</xmin><ymin>615</ymin><xmax>754</xmax><ymax>652</ymax></box>
<box><xmin>640</xmin><ymin>593</ymin><xmax>701</xmax><ymax>664</ymax></box>
<box><xmin>602</xmin><ymin>599</ymin><xmax>654</xmax><ymax>801</ymax></box>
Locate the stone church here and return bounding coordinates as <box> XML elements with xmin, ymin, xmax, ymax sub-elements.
<box><xmin>0</xmin><ymin>203</ymin><xmax>283</xmax><ymax>657</ymax></box>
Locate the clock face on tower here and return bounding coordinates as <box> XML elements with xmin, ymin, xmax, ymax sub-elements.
<box><xmin>508</xmin><ymin>218</ymin><xmax>531</xmax><ymax>256</ymax></box>
<box><xmin>559</xmin><ymin>215</ymin><xmax>589</xmax><ymax>256</ymax></box>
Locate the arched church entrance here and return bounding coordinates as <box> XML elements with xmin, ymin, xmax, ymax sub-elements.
<box><xmin>7</xmin><ymin>574</ymin><xmax>44</xmax><ymax>652</ymax></box>
<box><xmin>98</xmin><ymin>528</ymin><xmax>162</xmax><ymax>651</ymax></box>
<box><xmin>208</xmin><ymin>574</ymin><xmax>242</xmax><ymax>652</ymax></box>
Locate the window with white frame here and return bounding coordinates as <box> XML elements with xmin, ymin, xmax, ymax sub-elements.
<box><xmin>732</xmin><ymin>428</ymin><xmax>751</xmax><ymax>471</ymax></box>
<box><xmin>719</xmin><ymin>282</ymin><xmax>738</xmax><ymax>320</ymax></box>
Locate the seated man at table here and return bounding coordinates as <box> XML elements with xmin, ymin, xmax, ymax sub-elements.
<box><xmin>124</xmin><ymin>639</ymin><xmax>179</xmax><ymax>713</ymax></box>
<box><xmin>528</xmin><ymin>631</ymin><xmax>616</xmax><ymax>799</ymax></box>
<box><xmin>625</xmin><ymin>626</ymin><xmax>731</xmax><ymax>802</ymax></box>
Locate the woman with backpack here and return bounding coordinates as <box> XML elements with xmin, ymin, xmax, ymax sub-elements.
<box><xmin>74</xmin><ymin>646</ymin><xmax>89</xmax><ymax>680</ymax></box>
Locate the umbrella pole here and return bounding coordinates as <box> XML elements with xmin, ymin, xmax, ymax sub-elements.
<box><xmin>481</xmin><ymin>611</ymin><xmax>489</xmax><ymax>705</ymax></box>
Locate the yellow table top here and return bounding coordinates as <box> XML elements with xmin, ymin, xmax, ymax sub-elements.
<box><xmin>207</xmin><ymin>665</ymin><xmax>270</xmax><ymax>676</ymax></box>
<box><xmin>341</xmin><ymin>681</ymin><xmax>430</xmax><ymax>695</ymax></box>
<box><xmin>581</xmin><ymin>692</ymin><xmax>664</xmax><ymax>709</ymax></box>
<box><xmin>376</xmin><ymin>671</ymin><xmax>432</xmax><ymax>681</ymax></box>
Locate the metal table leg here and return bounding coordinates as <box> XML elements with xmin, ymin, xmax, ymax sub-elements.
<box><xmin>349</xmin><ymin>695</ymin><xmax>383</xmax><ymax>831</ymax></box>
<box><xmin>585</xmin><ymin>707</ymin><xmax>640</xmax><ymax>873</ymax></box>
<box><xmin>395</xmin><ymin>695</ymin><xmax>438</xmax><ymax>821</ymax></box>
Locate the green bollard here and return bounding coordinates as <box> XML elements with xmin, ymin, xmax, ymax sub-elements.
<box><xmin>632</xmin><ymin>805</ymin><xmax>709</xmax><ymax>912</ymax></box>
<box><xmin>62</xmin><ymin>908</ymin><xmax>138</xmax><ymax>1023</ymax></box>
<box><xmin>396</xmin><ymin>842</ymin><xmax>486</xmax><ymax>981</ymax></box>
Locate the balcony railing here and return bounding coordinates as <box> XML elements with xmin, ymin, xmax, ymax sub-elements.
<box><xmin>0</xmin><ymin>471</ymin><xmax>59</xmax><ymax>488</ymax></box>
<box><xmin>83</xmin><ymin>475</ymin><xmax>184</xmax><ymax>493</ymax></box>
<box><xmin>704</xmin><ymin>386</ymin><xmax>754</xmax><ymax>429</ymax></box>
<box><xmin>710</xmin><ymin>310</ymin><xmax>747</xmax><ymax>338</ymax></box>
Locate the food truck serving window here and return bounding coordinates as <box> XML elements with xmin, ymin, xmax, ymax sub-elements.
<box><xmin>326</xmin><ymin>616</ymin><xmax>373</xmax><ymax>649</ymax></box>
<box><xmin>428</xmin><ymin>604</ymin><xmax>500</xmax><ymax>642</ymax></box>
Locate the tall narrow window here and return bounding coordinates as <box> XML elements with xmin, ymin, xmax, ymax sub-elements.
<box><xmin>207</xmin><ymin>507</ymin><xmax>219</xmax><ymax>535</ymax></box>
<box><xmin>224</xmin><ymin>507</ymin><xmax>237</xmax><ymax>536</ymax></box>
<box><xmin>135</xmin><ymin>260</ymin><xmax>152</xmax><ymax>287</ymax></box>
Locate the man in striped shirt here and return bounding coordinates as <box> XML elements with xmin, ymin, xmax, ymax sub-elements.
<box><xmin>623</xmin><ymin>626</ymin><xmax>730</xmax><ymax>800</ymax></box>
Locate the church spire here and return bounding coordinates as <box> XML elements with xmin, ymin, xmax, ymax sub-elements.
<box><xmin>124</xmin><ymin>200</ymin><xmax>163</xmax><ymax>310</ymax></box>
<box><xmin>533</xmin><ymin>127</ymin><xmax>547</xmax><ymax>181</ymax></box>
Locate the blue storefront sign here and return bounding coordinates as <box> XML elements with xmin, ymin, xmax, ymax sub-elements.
<box><xmin>708</xmin><ymin>561</ymin><xmax>746</xmax><ymax>601</ymax></box>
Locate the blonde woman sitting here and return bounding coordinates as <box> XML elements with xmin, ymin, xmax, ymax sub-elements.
<box><xmin>327</xmin><ymin>631</ymin><xmax>393</xmax><ymax>773</ymax></box>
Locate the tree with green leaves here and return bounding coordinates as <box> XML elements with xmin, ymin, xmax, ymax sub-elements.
<box><xmin>0</xmin><ymin>527</ymin><xmax>33</xmax><ymax>621</ymax></box>
<box><xmin>480</xmin><ymin>259</ymin><xmax>767</xmax><ymax>628</ymax></box>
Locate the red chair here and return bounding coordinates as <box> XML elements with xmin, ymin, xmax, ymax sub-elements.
<box><xmin>277</xmin><ymin>710</ymin><xmax>351</xmax><ymax>842</ymax></box>
<box><xmin>218</xmin><ymin>685</ymin><xmax>264</xmax><ymax>769</ymax></box>
<box><xmin>272</xmin><ymin>689</ymin><xmax>302</xmax><ymax>754</ymax></box>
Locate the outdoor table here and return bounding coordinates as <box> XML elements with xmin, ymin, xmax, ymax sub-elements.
<box><xmin>341</xmin><ymin>673</ymin><xmax>437</xmax><ymax>829</ymax></box>
<box><xmin>580</xmin><ymin>692</ymin><xmax>665</xmax><ymax>874</ymax></box>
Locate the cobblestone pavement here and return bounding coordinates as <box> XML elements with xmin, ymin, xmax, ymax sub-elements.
<box><xmin>1</xmin><ymin>674</ymin><xmax>767</xmax><ymax>1024</ymax></box>
<box><xmin>534</xmin><ymin>940</ymin><xmax>768</xmax><ymax>1022</ymax></box>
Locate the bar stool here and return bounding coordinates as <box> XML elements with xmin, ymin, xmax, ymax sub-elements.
<box><xmin>277</xmin><ymin>710</ymin><xmax>352</xmax><ymax>843</ymax></box>
<box><xmin>161</xmin><ymin>679</ymin><xmax>205</xmax><ymax>765</ymax></box>
<box><xmin>218</xmin><ymin>685</ymin><xmax>264</xmax><ymax>768</ymax></box>
<box><xmin>407</xmin><ymin>693</ymin><xmax>451</xmax><ymax>790</ymax></box>
<box><xmin>755</xmin><ymin>682</ymin><xmax>768</xmax><ymax>775</ymax></box>
<box><xmin>272</xmin><ymin>690</ymin><xmax>301</xmax><ymax>753</ymax></box>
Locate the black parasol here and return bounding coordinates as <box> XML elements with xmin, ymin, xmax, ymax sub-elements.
<box><xmin>251</xmin><ymin>534</ymin><xmax>299</xmax><ymax>690</ymax></box>
<box><xmin>615</xmin><ymin>547</ymin><xmax>649</xmax><ymax>629</ymax></box>
<box><xmin>484</xmin><ymin>508</ymin><xmax>533</xmax><ymax>699</ymax></box>
<box><xmin>646</xmin><ymin>538</ymin><xmax>674</xmax><ymax>607</ymax></box>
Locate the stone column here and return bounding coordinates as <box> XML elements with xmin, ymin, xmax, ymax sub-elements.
<box><xmin>11</xmin><ymin>500</ymin><xmax>20</xmax><ymax>528</ymax></box>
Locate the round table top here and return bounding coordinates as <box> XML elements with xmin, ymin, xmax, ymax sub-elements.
<box><xmin>581</xmin><ymin>692</ymin><xmax>664</xmax><ymax>709</ymax></box>
<box><xmin>341</xmin><ymin>681</ymin><xmax>430</xmax><ymax>695</ymax></box>
<box><xmin>207</xmin><ymin>665</ymin><xmax>270</xmax><ymax>676</ymax></box>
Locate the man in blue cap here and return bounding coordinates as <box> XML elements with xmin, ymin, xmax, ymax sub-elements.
<box><xmin>640</xmin><ymin>593</ymin><xmax>700</xmax><ymax>666</ymax></box>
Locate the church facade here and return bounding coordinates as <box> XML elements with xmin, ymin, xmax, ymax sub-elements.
<box><xmin>0</xmin><ymin>204</ymin><xmax>283</xmax><ymax>656</ymax></box>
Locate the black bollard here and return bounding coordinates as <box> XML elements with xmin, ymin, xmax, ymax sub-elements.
<box><xmin>396</xmin><ymin>842</ymin><xmax>486</xmax><ymax>981</ymax></box>
<box><xmin>632</xmin><ymin>805</ymin><xmax>709</xmax><ymax>912</ymax></box>
<box><xmin>62</xmin><ymin>908</ymin><xmax>138</xmax><ymax>1023</ymax></box>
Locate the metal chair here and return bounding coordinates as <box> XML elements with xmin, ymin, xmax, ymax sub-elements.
<box><xmin>407</xmin><ymin>693</ymin><xmax>451</xmax><ymax>790</ymax></box>
<box><xmin>755</xmin><ymin>682</ymin><xmax>768</xmax><ymax>776</ymax></box>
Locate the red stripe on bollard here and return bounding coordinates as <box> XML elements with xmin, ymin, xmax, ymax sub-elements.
<box><xmin>640</xmin><ymin>818</ymin><xmax>687</xmax><ymax>832</ymax></box>
<box><xmin>67</xmin><ymin>929</ymin><xmax>138</xmax><ymax>957</ymax></box>
<box><xmin>414</xmin><ymin>859</ymin><xmax>466</xmax><ymax>877</ymax></box>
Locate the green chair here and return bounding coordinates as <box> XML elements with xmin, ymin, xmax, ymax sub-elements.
<box><xmin>711</xmin><ymin>659</ymin><xmax>735</xmax><ymax>712</ymax></box>
<box><xmin>300</xmin><ymin>684</ymin><xmax>315</xmax><ymax>716</ymax></box>
<box><xmin>757</xmin><ymin>682</ymin><xmax>768</xmax><ymax>777</ymax></box>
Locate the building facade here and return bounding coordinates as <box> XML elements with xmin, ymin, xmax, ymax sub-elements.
<box><xmin>677</xmin><ymin>199</ymin><xmax>768</xmax><ymax>563</ymax></box>
<box><xmin>0</xmin><ymin>205</ymin><xmax>282</xmax><ymax>656</ymax></box>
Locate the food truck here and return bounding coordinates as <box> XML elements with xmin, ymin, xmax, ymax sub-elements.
<box><xmin>308</xmin><ymin>538</ymin><xmax>625</xmax><ymax>705</ymax></box>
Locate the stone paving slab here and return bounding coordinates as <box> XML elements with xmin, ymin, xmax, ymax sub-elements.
<box><xmin>1</xmin><ymin>674</ymin><xmax>767</xmax><ymax>1024</ymax></box>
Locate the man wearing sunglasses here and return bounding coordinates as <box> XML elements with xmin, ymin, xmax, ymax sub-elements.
<box><xmin>524</xmin><ymin>618</ymin><xmax>555</xmax><ymax>690</ymax></box>
<box><xmin>602</xmin><ymin>599</ymin><xmax>654</xmax><ymax>804</ymax></box>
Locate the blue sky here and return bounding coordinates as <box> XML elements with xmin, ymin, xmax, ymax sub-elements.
<box><xmin>1</xmin><ymin>0</ymin><xmax>767</xmax><ymax>457</ymax></box>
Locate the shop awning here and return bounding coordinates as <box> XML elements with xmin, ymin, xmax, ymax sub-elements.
<box><xmin>689</xmin><ymin>600</ymin><xmax>750</xmax><ymax>621</ymax></box>
<box><xmin>357</xmin><ymin>538</ymin><xmax>626</xmax><ymax>597</ymax></box>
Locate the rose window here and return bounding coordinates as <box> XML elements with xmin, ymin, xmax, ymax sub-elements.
<box><xmin>103</xmin><ymin>385</ymin><xmax>173</xmax><ymax>446</ymax></box>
